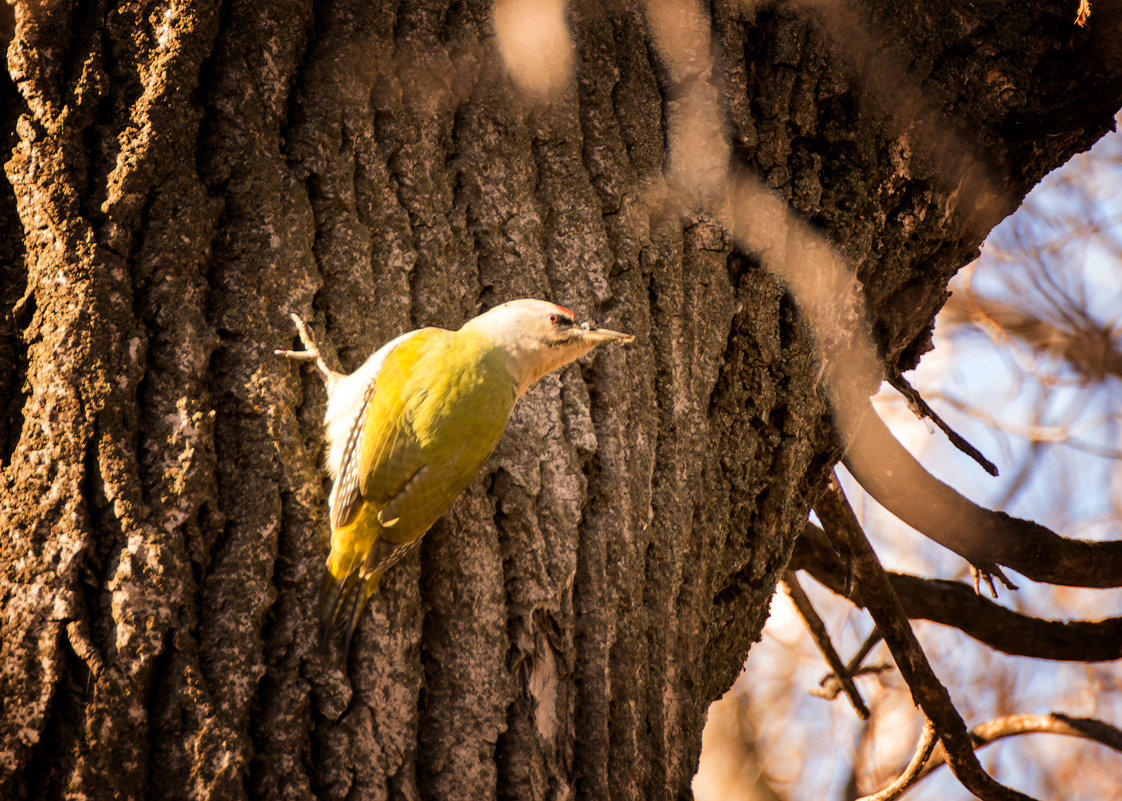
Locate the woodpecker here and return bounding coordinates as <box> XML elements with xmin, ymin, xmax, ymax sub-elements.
<box><xmin>277</xmin><ymin>299</ymin><xmax>633</xmax><ymax>655</ymax></box>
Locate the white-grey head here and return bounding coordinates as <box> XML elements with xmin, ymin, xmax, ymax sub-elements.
<box><xmin>462</xmin><ymin>298</ymin><xmax>633</xmax><ymax>393</ymax></box>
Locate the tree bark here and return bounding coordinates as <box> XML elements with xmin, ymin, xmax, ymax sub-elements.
<box><xmin>1</xmin><ymin>1</ymin><xmax>1118</xmax><ymax>799</ymax></box>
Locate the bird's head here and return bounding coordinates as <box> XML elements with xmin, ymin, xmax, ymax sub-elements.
<box><xmin>462</xmin><ymin>298</ymin><xmax>633</xmax><ymax>393</ymax></box>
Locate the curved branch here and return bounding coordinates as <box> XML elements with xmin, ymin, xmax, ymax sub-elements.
<box><xmin>792</xmin><ymin>525</ymin><xmax>1122</xmax><ymax>662</ymax></box>
<box><xmin>839</xmin><ymin>394</ymin><xmax>1122</xmax><ymax>587</ymax></box>
<box><xmin>927</xmin><ymin>713</ymin><xmax>1122</xmax><ymax>778</ymax></box>
<box><xmin>869</xmin><ymin>713</ymin><xmax>1122</xmax><ymax>798</ymax></box>
<box><xmin>815</xmin><ymin>475</ymin><xmax>1035</xmax><ymax>801</ymax></box>
<box><xmin>857</xmin><ymin>720</ymin><xmax>938</xmax><ymax>801</ymax></box>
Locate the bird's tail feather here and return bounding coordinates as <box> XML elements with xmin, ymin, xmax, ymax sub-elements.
<box><xmin>317</xmin><ymin>571</ymin><xmax>357</xmax><ymax>652</ymax></box>
<box><xmin>318</xmin><ymin>569</ymin><xmax>383</xmax><ymax>660</ymax></box>
<box><xmin>341</xmin><ymin>582</ymin><xmax>373</xmax><ymax>661</ymax></box>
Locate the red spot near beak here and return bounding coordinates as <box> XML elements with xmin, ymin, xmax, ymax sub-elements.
<box><xmin>553</xmin><ymin>304</ymin><xmax>574</xmax><ymax>316</ymax></box>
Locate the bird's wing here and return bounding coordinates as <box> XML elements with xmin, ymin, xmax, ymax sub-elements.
<box><xmin>329</xmin><ymin>327</ymin><xmax>449</xmax><ymax>530</ymax></box>
<box><xmin>329</xmin><ymin>377</ymin><xmax>376</xmax><ymax>530</ymax></box>
<box><xmin>358</xmin><ymin>330</ymin><xmax>516</xmax><ymax>542</ymax></box>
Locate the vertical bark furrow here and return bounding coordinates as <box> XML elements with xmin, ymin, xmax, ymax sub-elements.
<box><xmin>0</xmin><ymin>261</ymin><xmax>28</xmax><ymax>471</ymax></box>
<box><xmin>3</xmin><ymin>0</ymin><xmax>226</xmax><ymax>791</ymax></box>
<box><xmin>384</xmin><ymin>7</ymin><xmax>477</xmax><ymax>327</ymax></box>
<box><xmin>287</xmin><ymin>0</ymin><xmax>398</xmax><ymax>361</ymax></box>
<box><xmin>189</xmin><ymin>1</ymin><xmax>317</xmax><ymax>798</ymax></box>
<box><xmin>0</xmin><ymin>25</ymin><xmax>28</xmax><ymax>471</ymax></box>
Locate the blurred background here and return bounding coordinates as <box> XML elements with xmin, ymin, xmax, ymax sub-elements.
<box><xmin>694</xmin><ymin>118</ymin><xmax>1122</xmax><ymax>801</ymax></box>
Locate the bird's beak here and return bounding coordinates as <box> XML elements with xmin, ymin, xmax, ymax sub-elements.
<box><xmin>577</xmin><ymin>322</ymin><xmax>634</xmax><ymax>345</ymax></box>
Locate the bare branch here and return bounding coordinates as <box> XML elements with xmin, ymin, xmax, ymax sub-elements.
<box><xmin>857</xmin><ymin>719</ymin><xmax>938</xmax><ymax>801</ymax></box>
<box><xmin>923</xmin><ymin>714</ymin><xmax>1122</xmax><ymax>793</ymax></box>
<box><xmin>864</xmin><ymin>713</ymin><xmax>1122</xmax><ymax>800</ymax></box>
<box><xmin>792</xmin><ymin>524</ymin><xmax>1122</xmax><ymax>662</ymax></box>
<box><xmin>815</xmin><ymin>475</ymin><xmax>1036</xmax><ymax>801</ymax></box>
<box><xmin>813</xmin><ymin>628</ymin><xmax>887</xmax><ymax>700</ymax></box>
<box><xmin>840</xmin><ymin>394</ymin><xmax>1122</xmax><ymax>587</ymax></box>
<box><xmin>887</xmin><ymin>372</ymin><xmax>999</xmax><ymax>476</ymax></box>
<box><xmin>943</xmin><ymin>291</ymin><xmax>1122</xmax><ymax>383</ymax></box>
<box><xmin>813</xmin><ymin>666</ymin><xmax>892</xmax><ymax>701</ymax></box>
<box><xmin>783</xmin><ymin>570</ymin><xmax>870</xmax><ymax>719</ymax></box>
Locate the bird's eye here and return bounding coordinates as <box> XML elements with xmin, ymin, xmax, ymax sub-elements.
<box><xmin>549</xmin><ymin>313</ymin><xmax>572</xmax><ymax>326</ymax></box>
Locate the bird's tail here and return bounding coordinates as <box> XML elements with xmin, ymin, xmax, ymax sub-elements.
<box><xmin>318</xmin><ymin>534</ymin><xmax>419</xmax><ymax>660</ymax></box>
<box><xmin>317</xmin><ymin>572</ymin><xmax>352</xmax><ymax>651</ymax></box>
<box><xmin>317</xmin><ymin>569</ymin><xmax>383</xmax><ymax>660</ymax></box>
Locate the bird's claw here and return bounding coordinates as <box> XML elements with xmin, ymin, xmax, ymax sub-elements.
<box><xmin>276</xmin><ymin>311</ymin><xmax>341</xmax><ymax>386</ymax></box>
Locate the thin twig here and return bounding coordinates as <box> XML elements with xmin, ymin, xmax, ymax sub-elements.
<box><xmin>916</xmin><ymin>713</ymin><xmax>1122</xmax><ymax>783</ymax></box>
<box><xmin>888</xmin><ymin>373</ymin><xmax>999</xmax><ymax>476</ymax></box>
<box><xmin>845</xmin><ymin>627</ymin><xmax>883</xmax><ymax>674</ymax></box>
<box><xmin>866</xmin><ymin>712</ymin><xmax>1122</xmax><ymax>799</ymax></box>
<box><xmin>815</xmin><ymin>473</ymin><xmax>1036</xmax><ymax>801</ymax></box>
<box><xmin>858</xmin><ymin>719</ymin><xmax>938</xmax><ymax>801</ymax></box>
<box><xmin>813</xmin><ymin>665</ymin><xmax>892</xmax><ymax>701</ymax></box>
<box><xmin>784</xmin><ymin>570</ymin><xmax>870</xmax><ymax>719</ymax></box>
<box><xmin>814</xmin><ymin>627</ymin><xmax>885</xmax><ymax>700</ymax></box>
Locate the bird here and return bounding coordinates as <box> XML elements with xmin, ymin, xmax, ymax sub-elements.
<box><xmin>276</xmin><ymin>299</ymin><xmax>633</xmax><ymax>657</ymax></box>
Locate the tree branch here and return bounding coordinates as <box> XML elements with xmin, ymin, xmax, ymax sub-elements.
<box><xmin>815</xmin><ymin>474</ymin><xmax>1036</xmax><ymax>801</ymax></box>
<box><xmin>887</xmin><ymin>372</ymin><xmax>998</xmax><ymax>476</ymax></box>
<box><xmin>866</xmin><ymin>713</ymin><xmax>1122</xmax><ymax>799</ymax></box>
<box><xmin>942</xmin><ymin>293</ymin><xmax>1122</xmax><ymax>384</ymax></box>
<box><xmin>783</xmin><ymin>570</ymin><xmax>870</xmax><ymax>719</ymax></box>
<box><xmin>792</xmin><ymin>524</ymin><xmax>1122</xmax><ymax>662</ymax></box>
<box><xmin>840</xmin><ymin>394</ymin><xmax>1122</xmax><ymax>587</ymax></box>
<box><xmin>813</xmin><ymin>627</ymin><xmax>886</xmax><ymax>700</ymax></box>
<box><xmin>920</xmin><ymin>713</ymin><xmax>1122</xmax><ymax>780</ymax></box>
<box><xmin>857</xmin><ymin>719</ymin><xmax>938</xmax><ymax>801</ymax></box>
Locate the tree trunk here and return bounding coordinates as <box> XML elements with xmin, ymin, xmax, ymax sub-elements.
<box><xmin>1</xmin><ymin>1</ymin><xmax>1118</xmax><ymax>799</ymax></box>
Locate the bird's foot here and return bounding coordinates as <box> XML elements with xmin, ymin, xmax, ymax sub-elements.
<box><xmin>276</xmin><ymin>312</ymin><xmax>341</xmax><ymax>386</ymax></box>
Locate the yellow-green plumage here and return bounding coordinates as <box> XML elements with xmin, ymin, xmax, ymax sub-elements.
<box><xmin>279</xmin><ymin>298</ymin><xmax>632</xmax><ymax>657</ymax></box>
<box><xmin>327</xmin><ymin>328</ymin><xmax>516</xmax><ymax>595</ymax></box>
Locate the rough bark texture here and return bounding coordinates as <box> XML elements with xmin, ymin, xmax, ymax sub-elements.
<box><xmin>0</xmin><ymin>1</ymin><xmax>1118</xmax><ymax>800</ymax></box>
